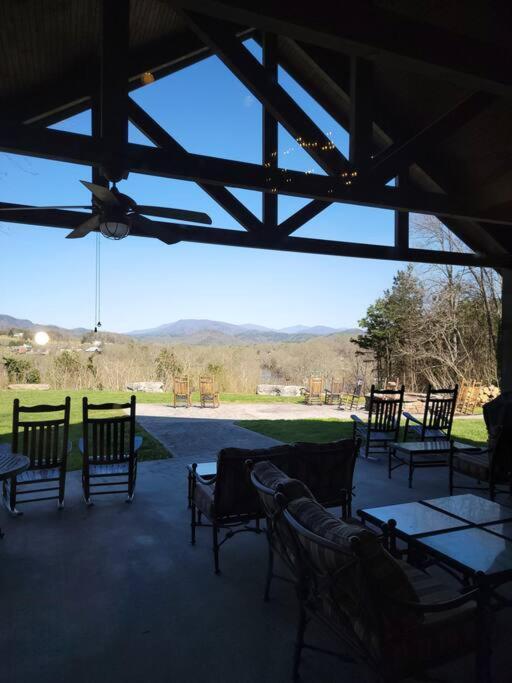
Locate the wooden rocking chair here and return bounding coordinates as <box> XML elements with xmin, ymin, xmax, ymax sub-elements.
<box><xmin>80</xmin><ymin>395</ymin><xmax>141</xmax><ymax>505</ymax></box>
<box><xmin>199</xmin><ymin>375</ymin><xmax>219</xmax><ymax>408</ymax></box>
<box><xmin>304</xmin><ymin>376</ymin><xmax>324</xmax><ymax>405</ymax></box>
<box><xmin>173</xmin><ymin>376</ymin><xmax>192</xmax><ymax>408</ymax></box>
<box><xmin>4</xmin><ymin>397</ymin><xmax>71</xmax><ymax>513</ymax></box>
<box><xmin>324</xmin><ymin>378</ymin><xmax>344</xmax><ymax>405</ymax></box>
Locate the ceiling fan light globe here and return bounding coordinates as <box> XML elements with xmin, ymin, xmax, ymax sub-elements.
<box><xmin>99</xmin><ymin>221</ymin><xmax>130</xmax><ymax>240</ymax></box>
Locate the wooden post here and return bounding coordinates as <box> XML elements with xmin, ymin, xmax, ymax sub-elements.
<box><xmin>394</xmin><ymin>172</ymin><xmax>409</xmax><ymax>254</ymax></box>
<box><xmin>501</xmin><ymin>269</ymin><xmax>512</xmax><ymax>391</ymax></box>
<box><xmin>262</xmin><ymin>32</ymin><xmax>278</xmax><ymax>230</ymax></box>
<box><xmin>349</xmin><ymin>57</ymin><xmax>373</xmax><ymax>168</ymax></box>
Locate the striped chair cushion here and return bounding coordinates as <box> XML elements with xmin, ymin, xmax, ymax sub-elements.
<box><xmin>408</xmin><ymin>424</ymin><xmax>446</xmax><ymax>439</ymax></box>
<box><xmin>89</xmin><ymin>463</ymin><xmax>129</xmax><ymax>476</ymax></box>
<box><xmin>17</xmin><ymin>468</ymin><xmax>60</xmax><ymax>483</ymax></box>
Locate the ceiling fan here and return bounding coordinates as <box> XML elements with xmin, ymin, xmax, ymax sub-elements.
<box><xmin>0</xmin><ymin>180</ymin><xmax>212</xmax><ymax>241</ymax></box>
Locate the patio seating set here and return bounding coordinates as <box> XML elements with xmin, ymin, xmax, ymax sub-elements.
<box><xmin>188</xmin><ymin>391</ymin><xmax>512</xmax><ymax>681</ymax></box>
<box><xmin>304</xmin><ymin>376</ymin><xmax>365</xmax><ymax>410</ymax></box>
<box><xmin>1</xmin><ymin>396</ymin><xmax>141</xmax><ymax>515</ymax></box>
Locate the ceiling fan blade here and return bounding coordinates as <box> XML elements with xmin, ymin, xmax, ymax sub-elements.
<box><xmin>0</xmin><ymin>205</ymin><xmax>90</xmax><ymax>211</ymax></box>
<box><xmin>80</xmin><ymin>180</ymin><xmax>121</xmax><ymax>207</ymax></box>
<box><xmin>130</xmin><ymin>214</ymin><xmax>180</xmax><ymax>245</ymax></box>
<box><xmin>65</xmin><ymin>215</ymin><xmax>100</xmax><ymax>239</ymax></box>
<box><xmin>135</xmin><ymin>205</ymin><xmax>212</xmax><ymax>225</ymax></box>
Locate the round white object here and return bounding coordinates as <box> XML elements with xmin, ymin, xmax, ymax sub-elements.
<box><xmin>34</xmin><ymin>331</ymin><xmax>50</xmax><ymax>346</ymax></box>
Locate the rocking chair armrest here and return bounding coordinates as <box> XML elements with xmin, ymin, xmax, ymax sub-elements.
<box><xmin>195</xmin><ymin>473</ymin><xmax>217</xmax><ymax>486</ymax></box>
<box><xmin>402</xmin><ymin>411</ymin><xmax>422</xmax><ymax>426</ymax></box>
<box><xmin>383</xmin><ymin>587</ymin><xmax>479</xmax><ymax>614</ymax></box>
<box><xmin>350</xmin><ymin>414</ymin><xmax>364</xmax><ymax>423</ymax></box>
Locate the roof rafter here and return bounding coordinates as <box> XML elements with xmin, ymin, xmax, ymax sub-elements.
<box><xmin>179</xmin><ymin>9</ymin><xmax>351</xmax><ymax>176</ymax></box>
<box><xmin>171</xmin><ymin>0</ymin><xmax>512</xmax><ymax>97</ymax></box>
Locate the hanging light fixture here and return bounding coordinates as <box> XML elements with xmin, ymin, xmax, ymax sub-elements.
<box><xmin>99</xmin><ymin>220</ymin><xmax>130</xmax><ymax>240</ymax></box>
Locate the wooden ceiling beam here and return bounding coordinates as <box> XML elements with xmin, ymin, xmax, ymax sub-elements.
<box><xmin>262</xmin><ymin>32</ymin><xmax>278</xmax><ymax>230</ymax></box>
<box><xmin>128</xmin><ymin>99</ymin><xmax>263</xmax><ymax>233</ymax></box>
<box><xmin>2</xmin><ymin>201</ymin><xmax>510</xmax><ymax>268</ymax></box>
<box><xmin>2</xmin><ymin>121</ymin><xmax>512</xmax><ymax>226</ymax></box>
<box><xmin>179</xmin><ymin>9</ymin><xmax>351</xmax><ymax>176</ymax></box>
<box><xmin>171</xmin><ymin>1</ymin><xmax>512</xmax><ymax>97</ymax></box>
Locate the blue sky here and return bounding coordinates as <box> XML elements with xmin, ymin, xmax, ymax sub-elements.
<box><xmin>0</xmin><ymin>40</ymin><xmax>406</xmax><ymax>333</ymax></box>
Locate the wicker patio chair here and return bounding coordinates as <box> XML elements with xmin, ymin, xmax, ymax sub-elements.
<box><xmin>172</xmin><ymin>376</ymin><xmax>192</xmax><ymax>408</ymax></box>
<box><xmin>80</xmin><ymin>395</ymin><xmax>142</xmax><ymax>505</ymax></box>
<box><xmin>4</xmin><ymin>397</ymin><xmax>71</xmax><ymax>513</ymax></box>
<box><xmin>403</xmin><ymin>384</ymin><xmax>458</xmax><ymax>441</ymax></box>
<box><xmin>303</xmin><ymin>376</ymin><xmax>324</xmax><ymax>405</ymax></box>
<box><xmin>199</xmin><ymin>375</ymin><xmax>219</xmax><ymax>408</ymax></box>
<box><xmin>280</xmin><ymin>493</ymin><xmax>485</xmax><ymax>682</ymax></box>
<box><xmin>324</xmin><ymin>378</ymin><xmax>344</xmax><ymax>405</ymax></box>
<box><xmin>351</xmin><ymin>384</ymin><xmax>404</xmax><ymax>459</ymax></box>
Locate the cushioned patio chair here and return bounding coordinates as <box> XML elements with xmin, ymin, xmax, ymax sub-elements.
<box><xmin>303</xmin><ymin>376</ymin><xmax>324</xmax><ymax>405</ymax></box>
<box><xmin>351</xmin><ymin>384</ymin><xmax>404</xmax><ymax>459</ymax></box>
<box><xmin>248</xmin><ymin>460</ymin><xmax>314</xmax><ymax>601</ymax></box>
<box><xmin>280</xmin><ymin>492</ymin><xmax>485</xmax><ymax>682</ymax></box>
<box><xmin>199</xmin><ymin>375</ymin><xmax>219</xmax><ymax>408</ymax></box>
<box><xmin>449</xmin><ymin>391</ymin><xmax>512</xmax><ymax>500</ymax></box>
<box><xmin>190</xmin><ymin>445</ymin><xmax>291</xmax><ymax>573</ymax></box>
<box><xmin>172</xmin><ymin>376</ymin><xmax>192</xmax><ymax>408</ymax></box>
<box><xmin>4</xmin><ymin>396</ymin><xmax>71</xmax><ymax>513</ymax></box>
<box><xmin>403</xmin><ymin>384</ymin><xmax>458</xmax><ymax>441</ymax></box>
<box><xmin>80</xmin><ymin>395</ymin><xmax>141</xmax><ymax>505</ymax></box>
<box><xmin>324</xmin><ymin>378</ymin><xmax>344</xmax><ymax>405</ymax></box>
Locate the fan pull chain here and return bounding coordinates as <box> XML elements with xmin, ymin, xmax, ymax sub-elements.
<box><xmin>94</xmin><ymin>231</ymin><xmax>102</xmax><ymax>333</ymax></box>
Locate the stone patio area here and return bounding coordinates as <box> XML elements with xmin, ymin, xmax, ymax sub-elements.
<box><xmin>1</xmin><ymin>416</ymin><xmax>510</xmax><ymax>683</ymax></box>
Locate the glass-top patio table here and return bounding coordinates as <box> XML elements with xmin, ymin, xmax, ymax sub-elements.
<box><xmin>359</xmin><ymin>494</ymin><xmax>512</xmax><ymax>587</ymax></box>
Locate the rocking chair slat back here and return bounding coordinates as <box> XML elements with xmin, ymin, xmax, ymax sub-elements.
<box><xmin>423</xmin><ymin>385</ymin><xmax>458</xmax><ymax>436</ymax></box>
<box><xmin>199</xmin><ymin>375</ymin><xmax>215</xmax><ymax>395</ymax></box>
<box><xmin>12</xmin><ymin>397</ymin><xmax>71</xmax><ymax>468</ymax></box>
<box><xmin>82</xmin><ymin>396</ymin><xmax>135</xmax><ymax>463</ymax></box>
<box><xmin>368</xmin><ymin>385</ymin><xmax>404</xmax><ymax>434</ymax></box>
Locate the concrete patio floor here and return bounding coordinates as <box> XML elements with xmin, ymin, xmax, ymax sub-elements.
<box><xmin>1</xmin><ymin>437</ymin><xmax>511</xmax><ymax>683</ymax></box>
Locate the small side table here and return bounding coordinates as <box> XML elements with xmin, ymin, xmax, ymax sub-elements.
<box><xmin>0</xmin><ymin>451</ymin><xmax>29</xmax><ymax>536</ymax></box>
<box><xmin>186</xmin><ymin>462</ymin><xmax>217</xmax><ymax>508</ymax></box>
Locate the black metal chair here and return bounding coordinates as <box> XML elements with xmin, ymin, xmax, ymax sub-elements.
<box><xmin>80</xmin><ymin>395</ymin><xmax>141</xmax><ymax>505</ymax></box>
<box><xmin>4</xmin><ymin>397</ymin><xmax>71</xmax><ymax>513</ymax></box>
<box><xmin>403</xmin><ymin>384</ymin><xmax>458</xmax><ymax>441</ymax></box>
<box><xmin>279</xmin><ymin>491</ymin><xmax>485</xmax><ymax>682</ymax></box>
<box><xmin>351</xmin><ymin>384</ymin><xmax>404</xmax><ymax>459</ymax></box>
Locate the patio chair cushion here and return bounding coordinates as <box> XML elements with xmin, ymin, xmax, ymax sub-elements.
<box><xmin>452</xmin><ymin>449</ymin><xmax>490</xmax><ymax>481</ymax></box>
<box><xmin>381</xmin><ymin>562</ymin><xmax>477</xmax><ymax>679</ymax></box>
<box><xmin>251</xmin><ymin>461</ymin><xmax>314</xmax><ymax>503</ymax></box>
<box><xmin>194</xmin><ymin>481</ymin><xmax>215</xmax><ymax>518</ymax></box>
<box><xmin>291</xmin><ymin>439</ymin><xmax>356</xmax><ymax>506</ymax></box>
<box><xmin>89</xmin><ymin>462</ymin><xmax>130</xmax><ymax>476</ymax></box>
<box><xmin>214</xmin><ymin>445</ymin><xmax>293</xmax><ymax>517</ymax></box>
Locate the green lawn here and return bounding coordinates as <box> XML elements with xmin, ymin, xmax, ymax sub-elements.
<box><xmin>237</xmin><ymin>417</ymin><xmax>488</xmax><ymax>447</ymax></box>
<box><xmin>0</xmin><ymin>390</ymin><xmax>170</xmax><ymax>471</ymax></box>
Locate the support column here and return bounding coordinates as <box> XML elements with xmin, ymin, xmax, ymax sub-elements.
<box><xmin>349</xmin><ymin>57</ymin><xmax>373</xmax><ymax>168</ymax></box>
<box><xmin>501</xmin><ymin>269</ymin><xmax>512</xmax><ymax>391</ymax></box>
<box><xmin>394</xmin><ymin>172</ymin><xmax>409</xmax><ymax>255</ymax></box>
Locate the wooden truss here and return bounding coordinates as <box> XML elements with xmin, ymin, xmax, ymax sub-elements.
<box><xmin>1</xmin><ymin>0</ymin><xmax>511</xmax><ymax>268</ymax></box>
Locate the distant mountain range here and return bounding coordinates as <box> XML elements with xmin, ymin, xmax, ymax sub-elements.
<box><xmin>0</xmin><ymin>314</ymin><xmax>362</xmax><ymax>346</ymax></box>
<box><xmin>128</xmin><ymin>319</ymin><xmax>360</xmax><ymax>344</ymax></box>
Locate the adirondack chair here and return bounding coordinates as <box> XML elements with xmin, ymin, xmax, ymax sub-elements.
<box><xmin>351</xmin><ymin>384</ymin><xmax>405</xmax><ymax>459</ymax></box>
<box><xmin>80</xmin><ymin>395</ymin><xmax>142</xmax><ymax>504</ymax></box>
<box><xmin>173</xmin><ymin>376</ymin><xmax>192</xmax><ymax>408</ymax></box>
<box><xmin>4</xmin><ymin>397</ymin><xmax>71</xmax><ymax>513</ymax></box>
<box><xmin>304</xmin><ymin>376</ymin><xmax>324</xmax><ymax>405</ymax></box>
<box><xmin>403</xmin><ymin>385</ymin><xmax>458</xmax><ymax>441</ymax></box>
<box><xmin>199</xmin><ymin>375</ymin><xmax>219</xmax><ymax>408</ymax></box>
<box><xmin>324</xmin><ymin>378</ymin><xmax>344</xmax><ymax>405</ymax></box>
